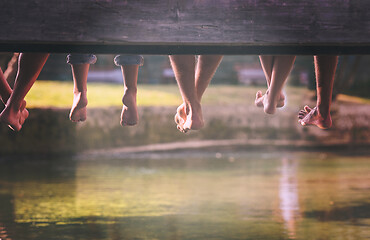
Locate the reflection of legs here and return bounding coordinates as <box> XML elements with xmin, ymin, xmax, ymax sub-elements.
<box><xmin>70</xmin><ymin>64</ymin><xmax>89</xmax><ymax>122</ymax></box>
<box><xmin>170</xmin><ymin>55</ymin><xmax>204</xmax><ymax>131</ymax></box>
<box><xmin>299</xmin><ymin>56</ymin><xmax>338</xmax><ymax>129</ymax></box>
<box><xmin>256</xmin><ymin>55</ymin><xmax>295</xmax><ymax>114</ymax></box>
<box><xmin>256</xmin><ymin>55</ymin><xmax>289</xmax><ymax>109</ymax></box>
<box><xmin>115</xmin><ymin>55</ymin><xmax>143</xmax><ymax>126</ymax></box>
<box><xmin>0</xmin><ymin>53</ymin><xmax>49</xmax><ymax>131</ymax></box>
<box><xmin>175</xmin><ymin>55</ymin><xmax>223</xmax><ymax>132</ymax></box>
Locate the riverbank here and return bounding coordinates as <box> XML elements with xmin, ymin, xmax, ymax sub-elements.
<box><xmin>0</xmin><ymin>92</ymin><xmax>369</xmax><ymax>155</ymax></box>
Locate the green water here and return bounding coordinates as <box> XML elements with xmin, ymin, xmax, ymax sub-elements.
<box><xmin>0</xmin><ymin>151</ymin><xmax>369</xmax><ymax>240</ymax></box>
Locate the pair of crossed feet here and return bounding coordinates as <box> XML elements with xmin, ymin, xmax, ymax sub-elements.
<box><xmin>173</xmin><ymin>90</ymin><xmax>332</xmax><ymax>133</ymax></box>
<box><xmin>174</xmin><ymin>102</ymin><xmax>204</xmax><ymax>133</ymax></box>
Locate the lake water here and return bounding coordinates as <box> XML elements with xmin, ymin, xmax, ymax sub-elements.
<box><xmin>0</xmin><ymin>151</ymin><xmax>369</xmax><ymax>240</ymax></box>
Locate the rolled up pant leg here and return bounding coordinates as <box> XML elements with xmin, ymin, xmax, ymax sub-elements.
<box><xmin>114</xmin><ymin>55</ymin><xmax>144</xmax><ymax>66</ymax></box>
<box><xmin>66</xmin><ymin>54</ymin><xmax>97</xmax><ymax>65</ymax></box>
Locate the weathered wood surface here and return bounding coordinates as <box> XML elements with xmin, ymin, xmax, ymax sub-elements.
<box><xmin>0</xmin><ymin>0</ymin><xmax>369</xmax><ymax>54</ymax></box>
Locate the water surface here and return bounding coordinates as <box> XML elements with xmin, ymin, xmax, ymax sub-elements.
<box><xmin>0</xmin><ymin>151</ymin><xmax>369</xmax><ymax>240</ymax></box>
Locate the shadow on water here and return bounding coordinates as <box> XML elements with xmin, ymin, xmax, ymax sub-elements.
<box><xmin>0</xmin><ymin>193</ymin><xmax>14</xmax><ymax>240</ymax></box>
<box><xmin>5</xmin><ymin>215</ymin><xmax>288</xmax><ymax>240</ymax></box>
<box><xmin>304</xmin><ymin>202</ymin><xmax>370</xmax><ymax>222</ymax></box>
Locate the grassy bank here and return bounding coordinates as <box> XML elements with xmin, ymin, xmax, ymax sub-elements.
<box><xmin>1</xmin><ymin>82</ymin><xmax>369</xmax><ymax>155</ymax></box>
<box><xmin>26</xmin><ymin>81</ymin><xmax>309</xmax><ymax>108</ymax></box>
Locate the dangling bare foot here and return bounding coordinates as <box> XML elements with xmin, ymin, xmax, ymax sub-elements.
<box><xmin>298</xmin><ymin>105</ymin><xmax>332</xmax><ymax>129</ymax></box>
<box><xmin>69</xmin><ymin>91</ymin><xmax>88</xmax><ymax>122</ymax></box>
<box><xmin>261</xmin><ymin>90</ymin><xmax>284</xmax><ymax>115</ymax></box>
<box><xmin>255</xmin><ymin>90</ymin><xmax>285</xmax><ymax>109</ymax></box>
<box><xmin>0</xmin><ymin>102</ymin><xmax>26</xmax><ymax>131</ymax></box>
<box><xmin>174</xmin><ymin>103</ymin><xmax>187</xmax><ymax>133</ymax></box>
<box><xmin>120</xmin><ymin>89</ymin><xmax>138</xmax><ymax>126</ymax></box>
<box><xmin>182</xmin><ymin>101</ymin><xmax>204</xmax><ymax>132</ymax></box>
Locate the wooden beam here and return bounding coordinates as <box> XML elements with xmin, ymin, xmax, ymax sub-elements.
<box><xmin>0</xmin><ymin>42</ymin><xmax>369</xmax><ymax>55</ymax></box>
<box><xmin>1</xmin><ymin>0</ymin><xmax>369</xmax><ymax>54</ymax></box>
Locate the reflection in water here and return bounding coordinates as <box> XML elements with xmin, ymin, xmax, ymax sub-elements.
<box><xmin>279</xmin><ymin>158</ymin><xmax>300</xmax><ymax>239</ymax></box>
<box><xmin>0</xmin><ymin>152</ymin><xmax>369</xmax><ymax>240</ymax></box>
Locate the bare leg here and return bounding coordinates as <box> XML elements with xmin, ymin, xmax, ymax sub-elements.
<box><xmin>170</xmin><ymin>55</ymin><xmax>204</xmax><ymax>131</ymax></box>
<box><xmin>0</xmin><ymin>68</ymin><xmax>12</xmax><ymax>103</ymax></box>
<box><xmin>195</xmin><ymin>55</ymin><xmax>224</xmax><ymax>100</ymax></box>
<box><xmin>0</xmin><ymin>53</ymin><xmax>49</xmax><ymax>131</ymax></box>
<box><xmin>0</xmin><ymin>67</ymin><xmax>29</xmax><ymax>128</ymax></box>
<box><xmin>263</xmin><ymin>55</ymin><xmax>296</xmax><ymax>114</ymax></box>
<box><xmin>69</xmin><ymin>64</ymin><xmax>89</xmax><ymax>122</ymax></box>
<box><xmin>120</xmin><ymin>64</ymin><xmax>139</xmax><ymax>126</ymax></box>
<box><xmin>256</xmin><ymin>55</ymin><xmax>286</xmax><ymax>108</ymax></box>
<box><xmin>299</xmin><ymin>56</ymin><xmax>338</xmax><ymax>129</ymax></box>
<box><xmin>3</xmin><ymin>53</ymin><xmax>19</xmax><ymax>87</ymax></box>
<box><xmin>175</xmin><ymin>55</ymin><xmax>223</xmax><ymax>132</ymax></box>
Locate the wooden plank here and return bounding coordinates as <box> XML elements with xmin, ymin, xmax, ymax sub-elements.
<box><xmin>0</xmin><ymin>0</ymin><xmax>369</xmax><ymax>54</ymax></box>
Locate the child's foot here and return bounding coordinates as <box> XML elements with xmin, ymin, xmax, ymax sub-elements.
<box><xmin>69</xmin><ymin>91</ymin><xmax>88</xmax><ymax>122</ymax></box>
<box><xmin>182</xmin><ymin>101</ymin><xmax>204</xmax><ymax>132</ymax></box>
<box><xmin>298</xmin><ymin>105</ymin><xmax>332</xmax><ymax>129</ymax></box>
<box><xmin>120</xmin><ymin>90</ymin><xmax>138</xmax><ymax>126</ymax></box>
<box><xmin>0</xmin><ymin>101</ymin><xmax>29</xmax><ymax>131</ymax></box>
<box><xmin>255</xmin><ymin>90</ymin><xmax>285</xmax><ymax>110</ymax></box>
<box><xmin>174</xmin><ymin>103</ymin><xmax>187</xmax><ymax>133</ymax></box>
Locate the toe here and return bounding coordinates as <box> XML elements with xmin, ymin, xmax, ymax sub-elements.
<box><xmin>298</xmin><ymin>119</ymin><xmax>306</xmax><ymax>126</ymax></box>
<box><xmin>304</xmin><ymin>105</ymin><xmax>312</xmax><ymax>113</ymax></box>
<box><xmin>256</xmin><ymin>90</ymin><xmax>262</xmax><ymax>98</ymax></box>
<box><xmin>177</xmin><ymin>125</ymin><xmax>183</xmax><ymax>132</ymax></box>
<box><xmin>174</xmin><ymin>113</ymin><xmax>183</xmax><ymax>125</ymax></box>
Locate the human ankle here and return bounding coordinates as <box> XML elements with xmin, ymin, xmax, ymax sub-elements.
<box><xmin>189</xmin><ymin>99</ymin><xmax>201</xmax><ymax>111</ymax></box>
<box><xmin>317</xmin><ymin>105</ymin><xmax>330</xmax><ymax>119</ymax></box>
<box><xmin>73</xmin><ymin>89</ymin><xmax>87</xmax><ymax>95</ymax></box>
<box><xmin>122</xmin><ymin>89</ymin><xmax>137</xmax><ymax>104</ymax></box>
<box><xmin>124</xmin><ymin>86</ymin><xmax>137</xmax><ymax>93</ymax></box>
<box><xmin>266</xmin><ymin>91</ymin><xmax>279</xmax><ymax>105</ymax></box>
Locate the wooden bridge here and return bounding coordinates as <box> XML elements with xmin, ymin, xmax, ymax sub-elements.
<box><xmin>0</xmin><ymin>0</ymin><xmax>369</xmax><ymax>55</ymax></box>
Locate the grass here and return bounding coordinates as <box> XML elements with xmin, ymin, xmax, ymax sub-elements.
<box><xmin>25</xmin><ymin>81</ymin><xmax>309</xmax><ymax>108</ymax></box>
<box><xmin>337</xmin><ymin>94</ymin><xmax>370</xmax><ymax>104</ymax></box>
<box><xmin>25</xmin><ymin>81</ymin><xmax>182</xmax><ymax>108</ymax></box>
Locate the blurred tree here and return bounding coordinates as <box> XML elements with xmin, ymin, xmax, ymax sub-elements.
<box><xmin>333</xmin><ymin>56</ymin><xmax>363</xmax><ymax>100</ymax></box>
